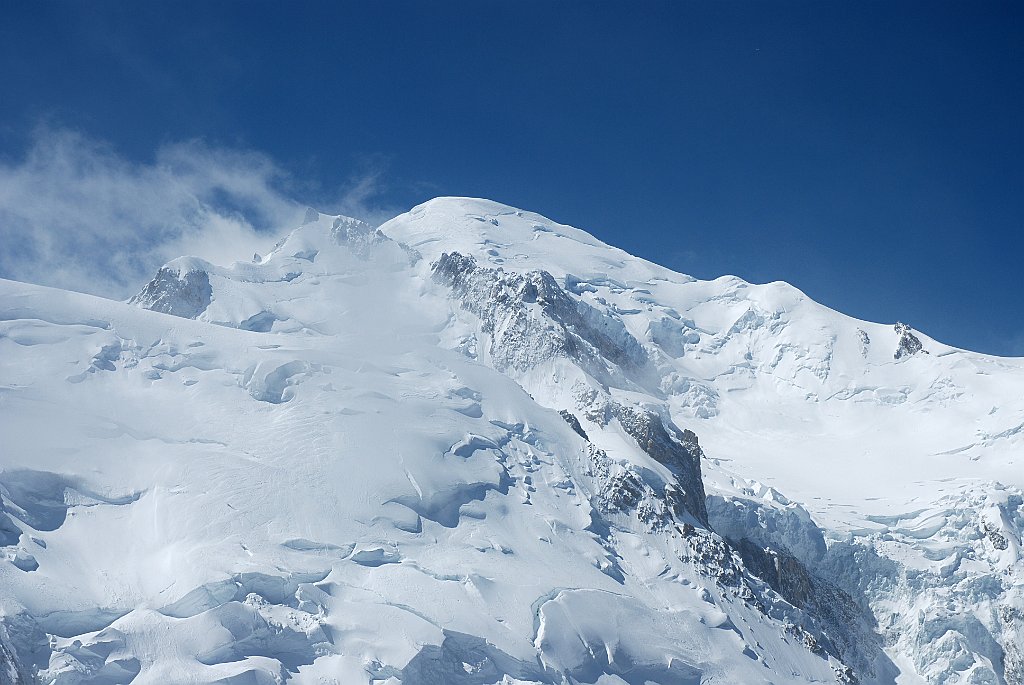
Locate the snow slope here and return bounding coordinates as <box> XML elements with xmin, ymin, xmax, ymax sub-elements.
<box><xmin>0</xmin><ymin>198</ymin><xmax>1021</xmax><ymax>685</ymax></box>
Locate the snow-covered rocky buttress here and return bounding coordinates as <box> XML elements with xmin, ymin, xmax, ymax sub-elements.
<box><xmin>0</xmin><ymin>198</ymin><xmax>1021</xmax><ymax>685</ymax></box>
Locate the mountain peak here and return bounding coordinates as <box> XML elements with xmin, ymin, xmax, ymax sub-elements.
<box><xmin>381</xmin><ymin>197</ymin><xmax>682</xmax><ymax>287</ymax></box>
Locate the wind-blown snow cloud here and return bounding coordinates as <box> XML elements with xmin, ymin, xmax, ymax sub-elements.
<box><xmin>325</xmin><ymin>153</ymin><xmax>405</xmax><ymax>229</ymax></box>
<box><xmin>0</xmin><ymin>127</ymin><xmax>398</xmax><ymax>299</ymax></box>
<box><xmin>1006</xmin><ymin>331</ymin><xmax>1024</xmax><ymax>357</ymax></box>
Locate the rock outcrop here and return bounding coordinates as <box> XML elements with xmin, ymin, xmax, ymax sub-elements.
<box><xmin>431</xmin><ymin>252</ymin><xmax>647</xmax><ymax>378</ymax></box>
<box><xmin>128</xmin><ymin>260</ymin><xmax>213</xmax><ymax>319</ymax></box>
<box><xmin>894</xmin><ymin>321</ymin><xmax>924</xmax><ymax>359</ymax></box>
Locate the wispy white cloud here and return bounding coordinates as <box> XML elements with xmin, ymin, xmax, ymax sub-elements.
<box><xmin>0</xmin><ymin>127</ymin><xmax>399</xmax><ymax>299</ymax></box>
<box><xmin>315</xmin><ymin>153</ymin><xmax>405</xmax><ymax>229</ymax></box>
<box><xmin>1005</xmin><ymin>331</ymin><xmax>1024</xmax><ymax>358</ymax></box>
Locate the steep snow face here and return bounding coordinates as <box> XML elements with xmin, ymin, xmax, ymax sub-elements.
<box><xmin>0</xmin><ymin>197</ymin><xmax>1021</xmax><ymax>685</ymax></box>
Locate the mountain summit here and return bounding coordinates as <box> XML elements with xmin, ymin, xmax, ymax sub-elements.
<box><xmin>1</xmin><ymin>198</ymin><xmax>1021</xmax><ymax>685</ymax></box>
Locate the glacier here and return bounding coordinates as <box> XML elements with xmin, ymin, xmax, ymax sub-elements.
<box><xmin>0</xmin><ymin>197</ymin><xmax>1021</xmax><ymax>685</ymax></box>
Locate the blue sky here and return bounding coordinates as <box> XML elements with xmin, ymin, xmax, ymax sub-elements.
<box><xmin>1</xmin><ymin>2</ymin><xmax>1021</xmax><ymax>355</ymax></box>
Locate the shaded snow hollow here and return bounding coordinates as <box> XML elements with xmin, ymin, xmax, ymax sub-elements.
<box><xmin>0</xmin><ymin>197</ymin><xmax>1021</xmax><ymax>685</ymax></box>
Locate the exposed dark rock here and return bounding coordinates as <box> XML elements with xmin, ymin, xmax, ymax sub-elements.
<box><xmin>558</xmin><ymin>410</ymin><xmax>588</xmax><ymax>440</ymax></box>
<box><xmin>983</xmin><ymin>522</ymin><xmax>1009</xmax><ymax>550</ymax></box>
<box><xmin>431</xmin><ymin>252</ymin><xmax>647</xmax><ymax>378</ymax></box>
<box><xmin>734</xmin><ymin>539</ymin><xmax>816</xmax><ymax>608</ymax></box>
<box><xmin>616</xmin><ymin>406</ymin><xmax>708</xmax><ymax>527</ymax></box>
<box><xmin>579</xmin><ymin>394</ymin><xmax>708</xmax><ymax>528</ymax></box>
<box><xmin>330</xmin><ymin>216</ymin><xmax>389</xmax><ymax>258</ymax></box>
<box><xmin>856</xmin><ymin>329</ymin><xmax>870</xmax><ymax>357</ymax></box>
<box><xmin>893</xmin><ymin>322</ymin><xmax>924</xmax><ymax>359</ymax></box>
<box><xmin>129</xmin><ymin>266</ymin><xmax>212</xmax><ymax>319</ymax></box>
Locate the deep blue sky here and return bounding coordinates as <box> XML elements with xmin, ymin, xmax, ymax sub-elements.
<box><xmin>1</xmin><ymin>2</ymin><xmax>1022</xmax><ymax>355</ymax></box>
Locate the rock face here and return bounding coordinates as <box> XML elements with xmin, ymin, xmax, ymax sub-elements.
<box><xmin>329</xmin><ymin>216</ymin><xmax>390</xmax><ymax>258</ymax></box>
<box><xmin>128</xmin><ymin>261</ymin><xmax>212</xmax><ymax>318</ymax></box>
<box><xmin>557</xmin><ymin>410</ymin><xmax>588</xmax><ymax>440</ymax></box>
<box><xmin>582</xmin><ymin>397</ymin><xmax>709</xmax><ymax>526</ymax></box>
<box><xmin>893</xmin><ymin>321</ymin><xmax>924</xmax><ymax>359</ymax></box>
<box><xmin>431</xmin><ymin>252</ymin><xmax>647</xmax><ymax>378</ymax></box>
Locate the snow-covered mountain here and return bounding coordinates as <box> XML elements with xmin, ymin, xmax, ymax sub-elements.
<box><xmin>1</xmin><ymin>197</ymin><xmax>1021</xmax><ymax>685</ymax></box>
